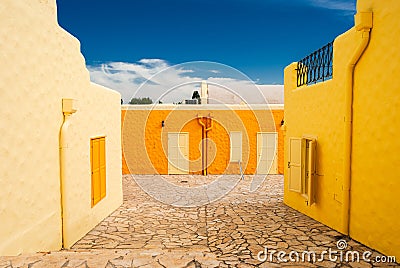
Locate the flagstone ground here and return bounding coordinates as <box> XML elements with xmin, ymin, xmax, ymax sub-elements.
<box><xmin>0</xmin><ymin>175</ymin><xmax>398</xmax><ymax>268</ymax></box>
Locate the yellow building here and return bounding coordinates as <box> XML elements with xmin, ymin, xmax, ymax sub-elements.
<box><xmin>122</xmin><ymin>104</ymin><xmax>284</xmax><ymax>176</ymax></box>
<box><xmin>284</xmin><ymin>0</ymin><xmax>400</xmax><ymax>260</ymax></box>
<box><xmin>0</xmin><ymin>1</ymin><xmax>122</xmax><ymax>255</ymax></box>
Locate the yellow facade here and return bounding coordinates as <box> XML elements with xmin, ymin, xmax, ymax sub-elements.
<box><xmin>0</xmin><ymin>0</ymin><xmax>122</xmax><ymax>255</ymax></box>
<box><xmin>284</xmin><ymin>0</ymin><xmax>400</xmax><ymax>260</ymax></box>
<box><xmin>122</xmin><ymin>105</ymin><xmax>284</xmax><ymax>176</ymax></box>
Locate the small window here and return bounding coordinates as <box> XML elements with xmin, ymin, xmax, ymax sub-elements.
<box><xmin>91</xmin><ymin>136</ymin><xmax>106</xmax><ymax>207</ymax></box>
<box><xmin>230</xmin><ymin>132</ymin><xmax>242</xmax><ymax>162</ymax></box>
<box><xmin>288</xmin><ymin>137</ymin><xmax>316</xmax><ymax>206</ymax></box>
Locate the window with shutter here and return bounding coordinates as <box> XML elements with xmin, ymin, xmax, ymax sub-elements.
<box><xmin>288</xmin><ymin>138</ymin><xmax>304</xmax><ymax>193</ymax></box>
<box><xmin>91</xmin><ymin>136</ymin><xmax>106</xmax><ymax>207</ymax></box>
<box><xmin>288</xmin><ymin>137</ymin><xmax>317</xmax><ymax>206</ymax></box>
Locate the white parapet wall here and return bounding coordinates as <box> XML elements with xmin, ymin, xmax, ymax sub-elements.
<box><xmin>0</xmin><ymin>0</ymin><xmax>122</xmax><ymax>255</ymax></box>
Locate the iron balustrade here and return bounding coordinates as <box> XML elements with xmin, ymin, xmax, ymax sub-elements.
<box><xmin>297</xmin><ymin>41</ymin><xmax>334</xmax><ymax>87</ymax></box>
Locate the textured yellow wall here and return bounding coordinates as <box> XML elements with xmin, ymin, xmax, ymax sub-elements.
<box><xmin>0</xmin><ymin>0</ymin><xmax>122</xmax><ymax>255</ymax></box>
<box><xmin>122</xmin><ymin>105</ymin><xmax>284</xmax><ymax>175</ymax></box>
<box><xmin>284</xmin><ymin>0</ymin><xmax>400</xmax><ymax>260</ymax></box>
<box><xmin>350</xmin><ymin>0</ymin><xmax>400</xmax><ymax>259</ymax></box>
<box><xmin>283</xmin><ymin>30</ymin><xmax>358</xmax><ymax>232</ymax></box>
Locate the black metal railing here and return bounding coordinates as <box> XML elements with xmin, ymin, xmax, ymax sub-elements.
<box><xmin>297</xmin><ymin>41</ymin><xmax>334</xmax><ymax>87</ymax></box>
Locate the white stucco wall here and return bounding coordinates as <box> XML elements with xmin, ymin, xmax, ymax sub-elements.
<box><xmin>0</xmin><ymin>0</ymin><xmax>122</xmax><ymax>255</ymax></box>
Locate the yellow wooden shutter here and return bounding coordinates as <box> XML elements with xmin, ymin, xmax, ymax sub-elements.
<box><xmin>288</xmin><ymin>137</ymin><xmax>305</xmax><ymax>193</ymax></box>
<box><xmin>91</xmin><ymin>137</ymin><xmax>106</xmax><ymax>206</ymax></box>
<box><xmin>99</xmin><ymin>137</ymin><xmax>106</xmax><ymax>199</ymax></box>
<box><xmin>306</xmin><ymin>140</ymin><xmax>316</xmax><ymax>206</ymax></box>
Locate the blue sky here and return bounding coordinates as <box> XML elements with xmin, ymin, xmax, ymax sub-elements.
<box><xmin>57</xmin><ymin>0</ymin><xmax>356</xmax><ymax>103</ymax></box>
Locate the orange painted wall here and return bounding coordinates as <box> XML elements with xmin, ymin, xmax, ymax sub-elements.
<box><xmin>121</xmin><ymin>106</ymin><xmax>284</xmax><ymax>175</ymax></box>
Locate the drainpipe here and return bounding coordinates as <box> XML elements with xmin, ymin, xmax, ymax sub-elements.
<box><xmin>59</xmin><ymin>98</ymin><xmax>77</xmax><ymax>248</ymax></box>
<box><xmin>197</xmin><ymin>115</ymin><xmax>213</xmax><ymax>175</ymax></box>
<box><xmin>197</xmin><ymin>116</ymin><xmax>206</xmax><ymax>175</ymax></box>
<box><xmin>342</xmin><ymin>12</ymin><xmax>372</xmax><ymax>235</ymax></box>
<box><xmin>204</xmin><ymin>115</ymin><xmax>213</xmax><ymax>175</ymax></box>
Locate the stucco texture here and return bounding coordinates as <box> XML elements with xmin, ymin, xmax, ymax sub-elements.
<box><xmin>121</xmin><ymin>105</ymin><xmax>284</xmax><ymax>176</ymax></box>
<box><xmin>284</xmin><ymin>0</ymin><xmax>400</xmax><ymax>260</ymax></box>
<box><xmin>0</xmin><ymin>0</ymin><xmax>122</xmax><ymax>255</ymax></box>
<box><xmin>350</xmin><ymin>0</ymin><xmax>400</xmax><ymax>259</ymax></box>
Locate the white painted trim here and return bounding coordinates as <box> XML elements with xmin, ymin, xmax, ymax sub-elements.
<box><xmin>302</xmin><ymin>134</ymin><xmax>318</xmax><ymax>141</ymax></box>
<box><xmin>90</xmin><ymin>134</ymin><xmax>107</xmax><ymax>140</ymax></box>
<box><xmin>121</xmin><ymin>103</ymin><xmax>284</xmax><ymax>111</ymax></box>
<box><xmin>257</xmin><ymin>131</ymin><xmax>279</xmax><ymax>135</ymax></box>
<box><xmin>167</xmin><ymin>131</ymin><xmax>190</xmax><ymax>134</ymax></box>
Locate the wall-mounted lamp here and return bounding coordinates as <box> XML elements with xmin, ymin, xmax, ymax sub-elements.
<box><xmin>161</xmin><ymin>120</ymin><xmax>165</xmax><ymax>128</ymax></box>
<box><xmin>280</xmin><ymin>119</ymin><xmax>284</xmax><ymax>126</ymax></box>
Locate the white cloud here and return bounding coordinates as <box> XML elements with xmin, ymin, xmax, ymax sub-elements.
<box><xmin>209</xmin><ymin>70</ymin><xmax>220</xmax><ymax>74</ymax></box>
<box><xmin>138</xmin><ymin>58</ymin><xmax>166</xmax><ymax>65</ymax></box>
<box><xmin>88</xmin><ymin>60</ymin><xmax>193</xmax><ymax>103</ymax></box>
<box><xmin>307</xmin><ymin>0</ymin><xmax>356</xmax><ymax>12</ymax></box>
<box><xmin>87</xmin><ymin>59</ymin><xmax>283</xmax><ymax>104</ymax></box>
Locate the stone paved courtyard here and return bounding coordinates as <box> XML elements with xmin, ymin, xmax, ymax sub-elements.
<box><xmin>0</xmin><ymin>175</ymin><xmax>398</xmax><ymax>267</ymax></box>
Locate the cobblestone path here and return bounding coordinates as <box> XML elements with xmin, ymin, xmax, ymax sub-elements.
<box><xmin>1</xmin><ymin>175</ymin><xmax>398</xmax><ymax>267</ymax></box>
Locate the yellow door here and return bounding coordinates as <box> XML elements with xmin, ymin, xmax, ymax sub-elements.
<box><xmin>257</xmin><ymin>133</ymin><xmax>278</xmax><ymax>174</ymax></box>
<box><xmin>168</xmin><ymin>133</ymin><xmax>189</xmax><ymax>174</ymax></box>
